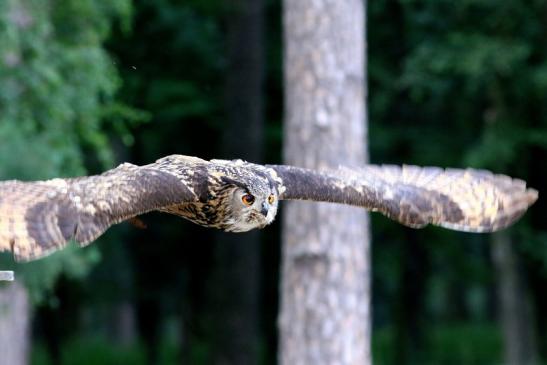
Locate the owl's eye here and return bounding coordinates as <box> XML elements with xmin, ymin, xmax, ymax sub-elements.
<box><xmin>268</xmin><ymin>194</ymin><xmax>275</xmax><ymax>204</ymax></box>
<box><xmin>241</xmin><ymin>193</ymin><xmax>255</xmax><ymax>206</ymax></box>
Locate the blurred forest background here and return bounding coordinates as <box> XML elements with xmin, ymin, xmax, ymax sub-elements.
<box><xmin>1</xmin><ymin>0</ymin><xmax>547</xmax><ymax>364</ymax></box>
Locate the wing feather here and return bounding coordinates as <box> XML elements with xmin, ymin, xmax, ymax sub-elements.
<box><xmin>0</xmin><ymin>163</ymin><xmax>196</xmax><ymax>261</ymax></box>
<box><xmin>269</xmin><ymin>164</ymin><xmax>538</xmax><ymax>232</ymax></box>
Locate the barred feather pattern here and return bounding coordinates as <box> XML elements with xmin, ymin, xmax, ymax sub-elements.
<box><xmin>0</xmin><ymin>155</ymin><xmax>538</xmax><ymax>262</ymax></box>
<box><xmin>0</xmin><ymin>160</ymin><xmax>196</xmax><ymax>261</ymax></box>
<box><xmin>270</xmin><ymin>164</ymin><xmax>538</xmax><ymax>232</ymax></box>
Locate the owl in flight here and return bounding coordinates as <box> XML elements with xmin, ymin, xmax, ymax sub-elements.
<box><xmin>0</xmin><ymin>155</ymin><xmax>538</xmax><ymax>261</ymax></box>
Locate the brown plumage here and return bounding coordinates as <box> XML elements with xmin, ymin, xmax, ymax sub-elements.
<box><xmin>0</xmin><ymin>154</ymin><xmax>538</xmax><ymax>261</ymax></box>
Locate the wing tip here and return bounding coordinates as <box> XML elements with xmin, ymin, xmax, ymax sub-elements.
<box><xmin>438</xmin><ymin>184</ymin><xmax>537</xmax><ymax>234</ymax></box>
<box><xmin>1</xmin><ymin>237</ymin><xmax>62</xmax><ymax>262</ymax></box>
<box><xmin>526</xmin><ymin>187</ymin><xmax>539</xmax><ymax>206</ymax></box>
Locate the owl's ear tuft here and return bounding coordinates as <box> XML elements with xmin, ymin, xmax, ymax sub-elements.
<box><xmin>220</xmin><ymin>176</ymin><xmax>248</xmax><ymax>191</ymax></box>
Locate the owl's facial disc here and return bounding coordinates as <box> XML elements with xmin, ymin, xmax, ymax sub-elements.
<box><xmin>226</xmin><ymin>188</ymin><xmax>278</xmax><ymax>232</ymax></box>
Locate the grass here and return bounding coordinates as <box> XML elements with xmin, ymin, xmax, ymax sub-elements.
<box><xmin>32</xmin><ymin>323</ymin><xmax>505</xmax><ymax>365</ymax></box>
<box><xmin>373</xmin><ymin>323</ymin><xmax>503</xmax><ymax>365</ymax></box>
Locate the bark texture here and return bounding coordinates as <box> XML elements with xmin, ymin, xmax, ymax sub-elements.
<box><xmin>212</xmin><ymin>0</ymin><xmax>264</xmax><ymax>363</ymax></box>
<box><xmin>0</xmin><ymin>281</ymin><xmax>30</xmax><ymax>365</ymax></box>
<box><xmin>280</xmin><ymin>1</ymin><xmax>370</xmax><ymax>364</ymax></box>
<box><xmin>492</xmin><ymin>232</ymin><xmax>539</xmax><ymax>365</ymax></box>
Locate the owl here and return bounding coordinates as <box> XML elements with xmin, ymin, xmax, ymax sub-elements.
<box><xmin>0</xmin><ymin>154</ymin><xmax>537</xmax><ymax>261</ymax></box>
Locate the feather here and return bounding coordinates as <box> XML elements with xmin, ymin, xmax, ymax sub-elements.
<box><xmin>0</xmin><ymin>155</ymin><xmax>538</xmax><ymax>262</ymax></box>
<box><xmin>0</xmin><ymin>161</ymin><xmax>196</xmax><ymax>261</ymax></box>
<box><xmin>269</xmin><ymin>164</ymin><xmax>538</xmax><ymax>232</ymax></box>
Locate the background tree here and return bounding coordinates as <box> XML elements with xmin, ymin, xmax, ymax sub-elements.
<box><xmin>0</xmin><ymin>0</ymin><xmax>137</xmax><ymax>363</ymax></box>
<box><xmin>369</xmin><ymin>1</ymin><xmax>547</xmax><ymax>364</ymax></box>
<box><xmin>279</xmin><ymin>0</ymin><xmax>370</xmax><ymax>364</ymax></box>
<box><xmin>210</xmin><ymin>0</ymin><xmax>265</xmax><ymax>363</ymax></box>
<box><xmin>1</xmin><ymin>1</ymin><xmax>547</xmax><ymax>364</ymax></box>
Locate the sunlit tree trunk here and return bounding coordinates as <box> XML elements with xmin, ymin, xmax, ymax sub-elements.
<box><xmin>492</xmin><ymin>232</ymin><xmax>539</xmax><ymax>365</ymax></box>
<box><xmin>279</xmin><ymin>0</ymin><xmax>370</xmax><ymax>364</ymax></box>
<box><xmin>0</xmin><ymin>281</ymin><xmax>30</xmax><ymax>365</ymax></box>
<box><xmin>211</xmin><ymin>0</ymin><xmax>265</xmax><ymax>363</ymax></box>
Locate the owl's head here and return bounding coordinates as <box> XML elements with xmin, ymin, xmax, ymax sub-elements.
<box><xmin>226</xmin><ymin>181</ymin><xmax>279</xmax><ymax>232</ymax></box>
<box><xmin>217</xmin><ymin>168</ymin><xmax>279</xmax><ymax>232</ymax></box>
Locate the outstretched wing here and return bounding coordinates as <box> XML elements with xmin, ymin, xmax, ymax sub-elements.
<box><xmin>269</xmin><ymin>164</ymin><xmax>538</xmax><ymax>232</ymax></box>
<box><xmin>0</xmin><ymin>163</ymin><xmax>196</xmax><ymax>261</ymax></box>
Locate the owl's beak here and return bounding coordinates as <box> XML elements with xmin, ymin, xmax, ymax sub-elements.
<box><xmin>260</xmin><ymin>202</ymin><xmax>269</xmax><ymax>217</ymax></box>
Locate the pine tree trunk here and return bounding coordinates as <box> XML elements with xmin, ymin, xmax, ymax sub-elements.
<box><xmin>279</xmin><ymin>1</ymin><xmax>370</xmax><ymax>364</ymax></box>
<box><xmin>0</xmin><ymin>281</ymin><xmax>31</xmax><ymax>365</ymax></box>
<box><xmin>211</xmin><ymin>0</ymin><xmax>264</xmax><ymax>363</ymax></box>
<box><xmin>491</xmin><ymin>232</ymin><xmax>539</xmax><ymax>365</ymax></box>
<box><xmin>109</xmin><ymin>301</ymin><xmax>137</xmax><ymax>346</ymax></box>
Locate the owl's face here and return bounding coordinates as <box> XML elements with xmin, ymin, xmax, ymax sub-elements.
<box><xmin>225</xmin><ymin>183</ymin><xmax>279</xmax><ymax>232</ymax></box>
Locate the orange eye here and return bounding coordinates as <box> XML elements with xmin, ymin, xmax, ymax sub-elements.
<box><xmin>242</xmin><ymin>194</ymin><xmax>255</xmax><ymax>206</ymax></box>
<box><xmin>268</xmin><ymin>194</ymin><xmax>275</xmax><ymax>204</ymax></box>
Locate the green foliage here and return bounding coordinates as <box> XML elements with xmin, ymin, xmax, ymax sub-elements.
<box><xmin>369</xmin><ymin>0</ymin><xmax>547</xmax><ymax>363</ymax></box>
<box><xmin>114</xmin><ymin>1</ymin><xmax>224</xmax><ymax>128</ymax></box>
<box><xmin>32</xmin><ymin>338</ymin><xmax>146</xmax><ymax>365</ymax></box>
<box><xmin>370</xmin><ymin>0</ymin><xmax>547</xmax><ymax>159</ymax></box>
<box><xmin>373</xmin><ymin>324</ymin><xmax>502</xmax><ymax>365</ymax></box>
<box><xmin>2</xmin><ymin>0</ymin><xmax>545</xmax><ymax>363</ymax></box>
<box><xmin>31</xmin><ymin>336</ymin><xmax>208</xmax><ymax>365</ymax></box>
<box><xmin>0</xmin><ymin>0</ymin><xmax>140</xmax><ymax>301</ymax></box>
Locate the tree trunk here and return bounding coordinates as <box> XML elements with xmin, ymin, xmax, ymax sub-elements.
<box><xmin>211</xmin><ymin>0</ymin><xmax>264</xmax><ymax>363</ymax></box>
<box><xmin>491</xmin><ymin>232</ymin><xmax>539</xmax><ymax>365</ymax></box>
<box><xmin>109</xmin><ymin>301</ymin><xmax>137</xmax><ymax>346</ymax></box>
<box><xmin>0</xmin><ymin>281</ymin><xmax>30</xmax><ymax>365</ymax></box>
<box><xmin>279</xmin><ymin>0</ymin><xmax>370</xmax><ymax>364</ymax></box>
